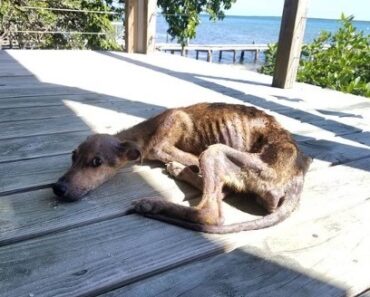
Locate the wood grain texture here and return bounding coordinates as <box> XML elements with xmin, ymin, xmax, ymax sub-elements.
<box><xmin>1</xmin><ymin>50</ymin><xmax>370</xmax><ymax>297</ymax></box>
<box><xmin>272</xmin><ymin>0</ymin><xmax>309</xmax><ymax>88</ymax></box>
<box><xmin>0</xmin><ymin>85</ymin><xmax>89</xmax><ymax>99</ymax></box>
<box><xmin>102</xmin><ymin>160</ymin><xmax>370</xmax><ymax>297</ymax></box>
<box><xmin>0</xmin><ymin>130</ymin><xmax>89</xmax><ymax>162</ymax></box>
<box><xmin>0</xmin><ymin>215</ymin><xmax>225</xmax><ymax>297</ymax></box>
<box><xmin>0</xmin><ymin>116</ymin><xmax>89</xmax><ymax>140</ymax></box>
<box><xmin>0</xmin><ymin>154</ymin><xmax>70</xmax><ymax>195</ymax></box>
<box><xmin>0</xmin><ymin>94</ymin><xmax>106</xmax><ymax>110</ymax></box>
<box><xmin>2</xmin><ymin>159</ymin><xmax>369</xmax><ymax>297</ymax></box>
<box><xmin>358</xmin><ymin>290</ymin><xmax>370</xmax><ymax>297</ymax></box>
<box><xmin>103</xmin><ymin>247</ymin><xmax>345</xmax><ymax>297</ymax></box>
<box><xmin>0</xmin><ymin>99</ymin><xmax>163</xmax><ymax>122</ymax></box>
<box><xmin>299</xmin><ymin>135</ymin><xmax>370</xmax><ymax>169</ymax></box>
<box><xmin>0</xmin><ymin>165</ymin><xmax>198</xmax><ymax>245</ymax></box>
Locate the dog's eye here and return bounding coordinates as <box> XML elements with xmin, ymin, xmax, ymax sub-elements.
<box><xmin>91</xmin><ymin>157</ymin><xmax>102</xmax><ymax>168</ymax></box>
<box><xmin>72</xmin><ymin>150</ymin><xmax>77</xmax><ymax>162</ymax></box>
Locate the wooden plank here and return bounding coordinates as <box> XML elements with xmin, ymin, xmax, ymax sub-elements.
<box><xmin>0</xmin><ymin>165</ymin><xmax>198</xmax><ymax>246</ymax></box>
<box><xmin>0</xmin><ymin>129</ymin><xmax>368</xmax><ymax>194</ymax></box>
<box><xmin>272</xmin><ymin>0</ymin><xmax>309</xmax><ymax>88</ymax></box>
<box><xmin>280</xmin><ymin>108</ymin><xmax>363</xmax><ymax>136</ymax></box>
<box><xmin>1</xmin><ymin>159</ymin><xmax>370</xmax><ymax>297</ymax></box>
<box><xmin>0</xmin><ymin>116</ymin><xmax>89</xmax><ymax>140</ymax></box>
<box><xmin>299</xmin><ymin>136</ymin><xmax>370</xmax><ymax>169</ymax></box>
<box><xmin>0</xmin><ymin>93</ymin><xmax>105</xmax><ymax>109</ymax></box>
<box><xmin>104</xmin><ymin>200</ymin><xmax>370</xmax><ymax>297</ymax></box>
<box><xmin>0</xmin><ymin>105</ymin><xmax>78</xmax><ymax>122</ymax></box>
<box><xmin>0</xmin><ymin>66</ymin><xmax>32</xmax><ymax>77</ymax></box>
<box><xmin>0</xmin><ymin>96</ymin><xmax>164</xmax><ymax>122</ymax></box>
<box><xmin>100</xmin><ymin>161</ymin><xmax>370</xmax><ymax>297</ymax></box>
<box><xmin>0</xmin><ymin>154</ymin><xmax>70</xmax><ymax>195</ymax></box>
<box><xmin>359</xmin><ymin>290</ymin><xmax>370</xmax><ymax>297</ymax></box>
<box><xmin>0</xmin><ymin>85</ymin><xmax>89</xmax><ymax>99</ymax></box>
<box><xmin>105</xmin><ymin>248</ymin><xmax>345</xmax><ymax>297</ymax></box>
<box><xmin>0</xmin><ymin>131</ymin><xmax>89</xmax><ymax>162</ymax></box>
<box><xmin>1</xmin><ymin>156</ymin><xmax>369</xmax><ymax>249</ymax></box>
<box><xmin>0</xmin><ymin>215</ymin><xmax>224</xmax><ymax>297</ymax></box>
<box><xmin>0</xmin><ymin>75</ymin><xmax>39</xmax><ymax>87</ymax></box>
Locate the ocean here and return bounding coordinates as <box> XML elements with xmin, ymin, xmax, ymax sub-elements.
<box><xmin>155</xmin><ymin>15</ymin><xmax>370</xmax><ymax>66</ymax></box>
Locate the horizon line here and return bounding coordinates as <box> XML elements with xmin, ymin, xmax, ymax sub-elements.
<box><xmin>221</xmin><ymin>14</ymin><xmax>370</xmax><ymax>22</ymax></box>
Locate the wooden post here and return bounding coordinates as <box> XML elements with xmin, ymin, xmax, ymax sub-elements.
<box><xmin>254</xmin><ymin>50</ymin><xmax>259</xmax><ymax>62</ymax></box>
<box><xmin>124</xmin><ymin>0</ymin><xmax>157</xmax><ymax>54</ymax></box>
<box><xmin>207</xmin><ymin>50</ymin><xmax>213</xmax><ymax>63</ymax></box>
<box><xmin>219</xmin><ymin>51</ymin><xmax>223</xmax><ymax>62</ymax></box>
<box><xmin>240</xmin><ymin>50</ymin><xmax>245</xmax><ymax>63</ymax></box>
<box><xmin>272</xmin><ymin>0</ymin><xmax>309</xmax><ymax>88</ymax></box>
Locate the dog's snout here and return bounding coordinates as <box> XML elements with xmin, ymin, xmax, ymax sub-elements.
<box><xmin>53</xmin><ymin>180</ymin><xmax>67</xmax><ymax>197</ymax></box>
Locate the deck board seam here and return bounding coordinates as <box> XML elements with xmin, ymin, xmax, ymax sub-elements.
<box><xmin>83</xmin><ymin>243</ymin><xmax>225</xmax><ymax>297</ymax></box>
<box><xmin>0</xmin><ymin>128</ymin><xmax>88</xmax><ymax>142</ymax></box>
<box><xmin>0</xmin><ymin>92</ymin><xmax>93</xmax><ymax>100</ymax></box>
<box><xmin>0</xmin><ymin>184</ymin><xmax>52</xmax><ymax>197</ymax></box>
<box><xmin>330</xmin><ymin>154</ymin><xmax>370</xmax><ymax>167</ymax></box>
<box><xmin>0</xmin><ymin>210</ymin><xmax>135</xmax><ymax>247</ymax></box>
<box><xmin>0</xmin><ymin>103</ymin><xmax>63</xmax><ymax>111</ymax></box>
<box><xmin>0</xmin><ymin>152</ymin><xmax>70</xmax><ymax>165</ymax></box>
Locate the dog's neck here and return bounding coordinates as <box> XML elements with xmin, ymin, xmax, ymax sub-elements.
<box><xmin>115</xmin><ymin>116</ymin><xmax>159</xmax><ymax>157</ymax></box>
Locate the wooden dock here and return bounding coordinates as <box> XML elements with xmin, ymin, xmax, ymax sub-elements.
<box><xmin>1</xmin><ymin>50</ymin><xmax>370</xmax><ymax>297</ymax></box>
<box><xmin>156</xmin><ymin>43</ymin><xmax>269</xmax><ymax>63</ymax></box>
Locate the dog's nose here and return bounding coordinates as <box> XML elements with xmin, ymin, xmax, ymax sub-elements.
<box><xmin>53</xmin><ymin>180</ymin><xmax>67</xmax><ymax>197</ymax></box>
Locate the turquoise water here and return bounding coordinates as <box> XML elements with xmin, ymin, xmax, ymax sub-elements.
<box><xmin>155</xmin><ymin>15</ymin><xmax>370</xmax><ymax>65</ymax></box>
<box><xmin>156</xmin><ymin>15</ymin><xmax>370</xmax><ymax>44</ymax></box>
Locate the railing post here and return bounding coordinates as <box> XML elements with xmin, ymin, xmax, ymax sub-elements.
<box><xmin>272</xmin><ymin>0</ymin><xmax>309</xmax><ymax>88</ymax></box>
<box><xmin>125</xmin><ymin>0</ymin><xmax>156</xmax><ymax>54</ymax></box>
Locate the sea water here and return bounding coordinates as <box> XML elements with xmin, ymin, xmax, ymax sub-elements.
<box><xmin>155</xmin><ymin>15</ymin><xmax>370</xmax><ymax>66</ymax></box>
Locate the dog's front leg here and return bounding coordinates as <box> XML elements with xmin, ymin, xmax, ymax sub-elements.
<box><xmin>150</xmin><ymin>144</ymin><xmax>199</xmax><ymax>167</ymax></box>
<box><xmin>166</xmin><ymin>161</ymin><xmax>203</xmax><ymax>190</ymax></box>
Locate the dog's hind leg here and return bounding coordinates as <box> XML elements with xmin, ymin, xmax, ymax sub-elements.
<box><xmin>135</xmin><ymin>143</ymin><xmax>274</xmax><ymax>226</ymax></box>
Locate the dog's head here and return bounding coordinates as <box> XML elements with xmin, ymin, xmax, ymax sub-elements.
<box><xmin>53</xmin><ymin>134</ymin><xmax>141</xmax><ymax>201</ymax></box>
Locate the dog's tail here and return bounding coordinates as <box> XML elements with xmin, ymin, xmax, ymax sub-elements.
<box><xmin>144</xmin><ymin>177</ymin><xmax>303</xmax><ymax>234</ymax></box>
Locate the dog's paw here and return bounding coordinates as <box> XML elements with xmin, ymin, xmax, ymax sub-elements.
<box><xmin>133</xmin><ymin>198</ymin><xmax>163</xmax><ymax>214</ymax></box>
<box><xmin>166</xmin><ymin>161</ymin><xmax>186</xmax><ymax>177</ymax></box>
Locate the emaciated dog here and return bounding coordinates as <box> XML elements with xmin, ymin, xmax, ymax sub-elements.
<box><xmin>53</xmin><ymin>103</ymin><xmax>312</xmax><ymax>233</ymax></box>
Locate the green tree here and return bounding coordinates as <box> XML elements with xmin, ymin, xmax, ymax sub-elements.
<box><xmin>260</xmin><ymin>15</ymin><xmax>370</xmax><ymax>97</ymax></box>
<box><xmin>158</xmin><ymin>0</ymin><xmax>237</xmax><ymax>48</ymax></box>
<box><xmin>0</xmin><ymin>0</ymin><xmax>122</xmax><ymax>49</ymax></box>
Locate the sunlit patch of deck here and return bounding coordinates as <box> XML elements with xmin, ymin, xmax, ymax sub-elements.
<box><xmin>0</xmin><ymin>50</ymin><xmax>369</xmax><ymax>297</ymax></box>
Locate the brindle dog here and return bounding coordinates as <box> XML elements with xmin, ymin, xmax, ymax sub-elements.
<box><xmin>53</xmin><ymin>103</ymin><xmax>312</xmax><ymax>233</ymax></box>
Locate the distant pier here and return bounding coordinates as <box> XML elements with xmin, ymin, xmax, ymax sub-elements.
<box><xmin>156</xmin><ymin>43</ymin><xmax>269</xmax><ymax>63</ymax></box>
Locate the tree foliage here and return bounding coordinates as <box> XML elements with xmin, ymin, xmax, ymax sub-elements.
<box><xmin>158</xmin><ymin>0</ymin><xmax>237</xmax><ymax>47</ymax></box>
<box><xmin>260</xmin><ymin>15</ymin><xmax>370</xmax><ymax>97</ymax></box>
<box><xmin>1</xmin><ymin>0</ymin><xmax>236</xmax><ymax>50</ymax></box>
<box><xmin>0</xmin><ymin>0</ymin><xmax>122</xmax><ymax>49</ymax></box>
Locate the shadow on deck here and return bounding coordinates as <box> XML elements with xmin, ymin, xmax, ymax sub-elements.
<box><xmin>0</xmin><ymin>50</ymin><xmax>369</xmax><ymax>296</ymax></box>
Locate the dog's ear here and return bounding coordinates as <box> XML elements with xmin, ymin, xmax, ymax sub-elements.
<box><xmin>119</xmin><ymin>141</ymin><xmax>142</xmax><ymax>162</ymax></box>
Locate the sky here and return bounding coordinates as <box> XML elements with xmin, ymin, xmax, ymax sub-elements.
<box><xmin>226</xmin><ymin>0</ymin><xmax>370</xmax><ymax>21</ymax></box>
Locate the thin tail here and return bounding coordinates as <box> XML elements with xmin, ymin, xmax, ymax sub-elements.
<box><xmin>144</xmin><ymin>177</ymin><xmax>303</xmax><ymax>234</ymax></box>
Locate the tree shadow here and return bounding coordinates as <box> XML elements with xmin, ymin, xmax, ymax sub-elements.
<box><xmin>98</xmin><ymin>51</ymin><xmax>370</xmax><ymax>171</ymax></box>
<box><xmin>106</xmin><ymin>247</ymin><xmax>345</xmax><ymax>297</ymax></box>
<box><xmin>0</xmin><ymin>50</ymin><xmax>360</xmax><ymax>297</ymax></box>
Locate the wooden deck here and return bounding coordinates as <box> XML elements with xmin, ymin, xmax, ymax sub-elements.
<box><xmin>0</xmin><ymin>50</ymin><xmax>370</xmax><ymax>297</ymax></box>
